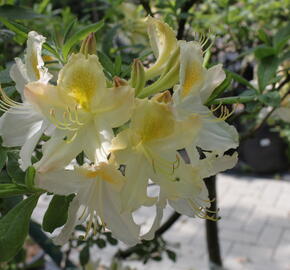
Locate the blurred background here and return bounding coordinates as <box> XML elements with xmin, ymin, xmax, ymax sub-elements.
<box><xmin>0</xmin><ymin>0</ymin><xmax>289</xmax><ymax>269</ymax></box>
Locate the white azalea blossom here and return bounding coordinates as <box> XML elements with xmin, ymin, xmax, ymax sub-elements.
<box><xmin>25</xmin><ymin>53</ymin><xmax>134</xmax><ymax>172</ymax></box>
<box><xmin>111</xmin><ymin>94</ymin><xmax>202</xmax><ymax>213</ymax></box>
<box><xmin>172</xmin><ymin>41</ymin><xmax>239</xmax><ymax>155</ymax></box>
<box><xmin>36</xmin><ymin>161</ymin><xmax>140</xmax><ymax>246</ymax></box>
<box><xmin>142</xmin><ymin>17</ymin><xmax>238</xmax><ymax>155</ymax></box>
<box><xmin>0</xmin><ymin>31</ymin><xmax>53</xmax><ymax>170</ymax></box>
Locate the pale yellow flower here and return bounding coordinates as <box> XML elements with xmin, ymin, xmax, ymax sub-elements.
<box><xmin>24</xmin><ymin>53</ymin><xmax>134</xmax><ymax>172</ymax></box>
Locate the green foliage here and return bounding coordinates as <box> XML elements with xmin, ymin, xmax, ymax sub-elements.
<box><xmin>0</xmin><ymin>194</ymin><xmax>39</xmax><ymax>262</ymax></box>
<box><xmin>0</xmin><ymin>4</ymin><xmax>43</xmax><ymax>20</ymax></box>
<box><xmin>42</xmin><ymin>194</ymin><xmax>74</xmax><ymax>233</ymax></box>
<box><xmin>79</xmin><ymin>245</ymin><xmax>90</xmax><ymax>266</ymax></box>
<box><xmin>62</xmin><ymin>20</ymin><xmax>104</xmax><ymax>61</ymax></box>
<box><xmin>257</xmin><ymin>55</ymin><xmax>280</xmax><ymax>92</ymax></box>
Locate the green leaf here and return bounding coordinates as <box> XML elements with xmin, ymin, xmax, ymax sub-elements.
<box><xmin>79</xmin><ymin>245</ymin><xmax>90</xmax><ymax>266</ymax></box>
<box><xmin>0</xmin><ymin>17</ymin><xmax>28</xmax><ymax>44</ymax></box>
<box><xmin>105</xmin><ymin>232</ymin><xmax>118</xmax><ymax>246</ymax></box>
<box><xmin>62</xmin><ymin>21</ymin><xmax>104</xmax><ymax>61</ymax></box>
<box><xmin>97</xmin><ymin>51</ymin><xmax>114</xmax><ymax>78</ymax></box>
<box><xmin>166</xmin><ymin>249</ymin><xmax>176</xmax><ymax>262</ymax></box>
<box><xmin>273</xmin><ymin>22</ymin><xmax>290</xmax><ymax>52</ymax></box>
<box><xmin>63</xmin><ymin>19</ymin><xmax>77</xmax><ymax>44</ymax></box>
<box><xmin>114</xmin><ymin>54</ymin><xmax>122</xmax><ymax>76</ymax></box>
<box><xmin>257</xmin><ymin>56</ymin><xmax>280</xmax><ymax>92</ymax></box>
<box><xmin>254</xmin><ymin>45</ymin><xmax>276</xmax><ymax>59</ymax></box>
<box><xmin>25</xmin><ymin>166</ymin><xmax>36</xmax><ymax>189</ymax></box>
<box><xmin>227</xmin><ymin>70</ymin><xmax>257</xmax><ymax>91</ymax></box>
<box><xmin>95</xmin><ymin>238</ymin><xmax>106</xmax><ymax>249</ymax></box>
<box><xmin>42</xmin><ymin>194</ymin><xmax>74</xmax><ymax>233</ymax></box>
<box><xmin>0</xmin><ymin>5</ymin><xmax>43</xmax><ymax>20</ymax></box>
<box><xmin>258</xmin><ymin>91</ymin><xmax>281</xmax><ymax>107</ymax></box>
<box><xmin>0</xmin><ymin>194</ymin><xmax>39</xmax><ymax>262</ymax></box>
<box><xmin>0</xmin><ymin>184</ymin><xmax>28</xmax><ymax>198</ymax></box>
<box><xmin>7</xmin><ymin>152</ymin><xmax>25</xmax><ymax>184</ymax></box>
<box><xmin>257</xmin><ymin>29</ymin><xmax>271</xmax><ymax>45</ymax></box>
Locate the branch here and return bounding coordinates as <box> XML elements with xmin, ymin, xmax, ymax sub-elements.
<box><xmin>204</xmin><ymin>176</ymin><xmax>223</xmax><ymax>267</ymax></box>
<box><xmin>115</xmin><ymin>211</ymin><xmax>181</xmax><ymax>259</ymax></box>
<box><xmin>176</xmin><ymin>0</ymin><xmax>200</xmax><ymax>40</ymax></box>
<box><xmin>241</xmin><ymin>76</ymin><xmax>290</xmax><ymax>141</ymax></box>
<box><xmin>140</xmin><ymin>0</ymin><xmax>154</xmax><ymax>17</ymax></box>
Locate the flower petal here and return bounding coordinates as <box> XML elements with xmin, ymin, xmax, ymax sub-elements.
<box><xmin>24</xmin><ymin>82</ymin><xmax>66</xmax><ymax>119</ymax></box>
<box><xmin>120</xmin><ymin>153</ymin><xmax>157</xmax><ymax>212</ymax></box>
<box><xmin>19</xmin><ymin>120</ymin><xmax>48</xmax><ymax>170</ymax></box>
<box><xmin>178</xmin><ymin>41</ymin><xmax>205</xmax><ymax>99</ymax></box>
<box><xmin>9</xmin><ymin>58</ymin><xmax>29</xmax><ymax>98</ymax></box>
<box><xmin>199</xmin><ymin>152</ymin><xmax>238</xmax><ymax>179</ymax></box>
<box><xmin>25</xmin><ymin>31</ymin><xmax>52</xmax><ymax>83</ymax></box>
<box><xmin>35</xmin><ymin>128</ymin><xmax>83</xmax><ymax>172</ymax></box>
<box><xmin>200</xmin><ymin>64</ymin><xmax>226</xmax><ymax>103</ymax></box>
<box><xmin>145</xmin><ymin>17</ymin><xmax>178</xmax><ymax>79</ymax></box>
<box><xmin>100</xmin><ymin>181</ymin><xmax>140</xmax><ymax>246</ymax></box>
<box><xmin>0</xmin><ymin>105</ymin><xmax>44</xmax><ymax>147</ymax></box>
<box><xmin>36</xmin><ymin>168</ymin><xmax>86</xmax><ymax>195</ymax></box>
<box><xmin>197</xmin><ymin>117</ymin><xmax>239</xmax><ymax>154</ymax></box>
<box><xmin>57</xmin><ymin>53</ymin><xmax>106</xmax><ymax>111</ymax></box>
<box><xmin>53</xmin><ymin>196</ymin><xmax>82</xmax><ymax>245</ymax></box>
<box><xmin>96</xmin><ymin>84</ymin><xmax>134</xmax><ymax>127</ymax></box>
<box><xmin>141</xmin><ymin>194</ymin><xmax>166</xmax><ymax>240</ymax></box>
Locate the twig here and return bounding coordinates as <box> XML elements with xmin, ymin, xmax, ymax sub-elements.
<box><xmin>140</xmin><ymin>0</ymin><xmax>154</xmax><ymax>17</ymax></box>
<box><xmin>115</xmin><ymin>211</ymin><xmax>181</xmax><ymax>259</ymax></box>
<box><xmin>241</xmin><ymin>76</ymin><xmax>290</xmax><ymax>141</ymax></box>
<box><xmin>176</xmin><ymin>0</ymin><xmax>200</xmax><ymax>40</ymax></box>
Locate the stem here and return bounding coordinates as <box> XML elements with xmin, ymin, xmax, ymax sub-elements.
<box><xmin>176</xmin><ymin>0</ymin><xmax>200</xmax><ymax>40</ymax></box>
<box><xmin>29</xmin><ymin>221</ymin><xmax>76</xmax><ymax>268</ymax></box>
<box><xmin>139</xmin><ymin>0</ymin><xmax>154</xmax><ymax>16</ymax></box>
<box><xmin>209</xmin><ymin>95</ymin><xmax>257</xmax><ymax>105</ymax></box>
<box><xmin>204</xmin><ymin>176</ymin><xmax>223</xmax><ymax>268</ymax></box>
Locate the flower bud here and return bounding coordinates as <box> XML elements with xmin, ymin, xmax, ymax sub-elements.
<box><xmin>80</xmin><ymin>33</ymin><xmax>97</xmax><ymax>56</ymax></box>
<box><xmin>130</xmin><ymin>59</ymin><xmax>146</xmax><ymax>95</ymax></box>
<box><xmin>114</xmin><ymin>77</ymin><xmax>127</xmax><ymax>87</ymax></box>
<box><xmin>138</xmin><ymin>46</ymin><xmax>180</xmax><ymax>98</ymax></box>
<box><xmin>152</xmin><ymin>90</ymin><xmax>172</xmax><ymax>104</ymax></box>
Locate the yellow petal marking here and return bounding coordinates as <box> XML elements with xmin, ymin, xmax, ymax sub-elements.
<box><xmin>30</xmin><ymin>51</ymin><xmax>40</xmax><ymax>80</ymax></box>
<box><xmin>139</xmin><ymin>102</ymin><xmax>174</xmax><ymax>143</ymax></box>
<box><xmin>181</xmin><ymin>61</ymin><xmax>204</xmax><ymax>98</ymax></box>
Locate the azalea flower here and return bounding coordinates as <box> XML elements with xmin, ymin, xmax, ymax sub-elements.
<box><xmin>36</xmin><ymin>162</ymin><xmax>140</xmax><ymax>246</ymax></box>
<box><xmin>24</xmin><ymin>53</ymin><xmax>134</xmax><ymax>172</ymax></box>
<box><xmin>141</xmin><ymin>142</ymin><xmax>238</xmax><ymax>240</ymax></box>
<box><xmin>139</xmin><ymin>17</ymin><xmax>238</xmax><ymax>155</ymax></box>
<box><xmin>110</xmin><ymin>93</ymin><xmax>202</xmax><ymax>213</ymax></box>
<box><xmin>0</xmin><ymin>31</ymin><xmax>53</xmax><ymax>170</ymax></box>
<box><xmin>172</xmin><ymin>41</ymin><xmax>239</xmax><ymax>156</ymax></box>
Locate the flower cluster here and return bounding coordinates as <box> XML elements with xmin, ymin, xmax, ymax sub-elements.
<box><xmin>0</xmin><ymin>17</ymin><xmax>238</xmax><ymax>246</ymax></box>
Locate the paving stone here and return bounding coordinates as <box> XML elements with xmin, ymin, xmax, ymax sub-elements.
<box><xmin>220</xmin><ymin>228</ymin><xmax>258</xmax><ymax>244</ymax></box>
<box><xmin>257</xmin><ymin>224</ymin><xmax>283</xmax><ymax>249</ymax></box>
<box><xmin>227</xmin><ymin>243</ymin><xmax>272</xmax><ymax>263</ymax></box>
